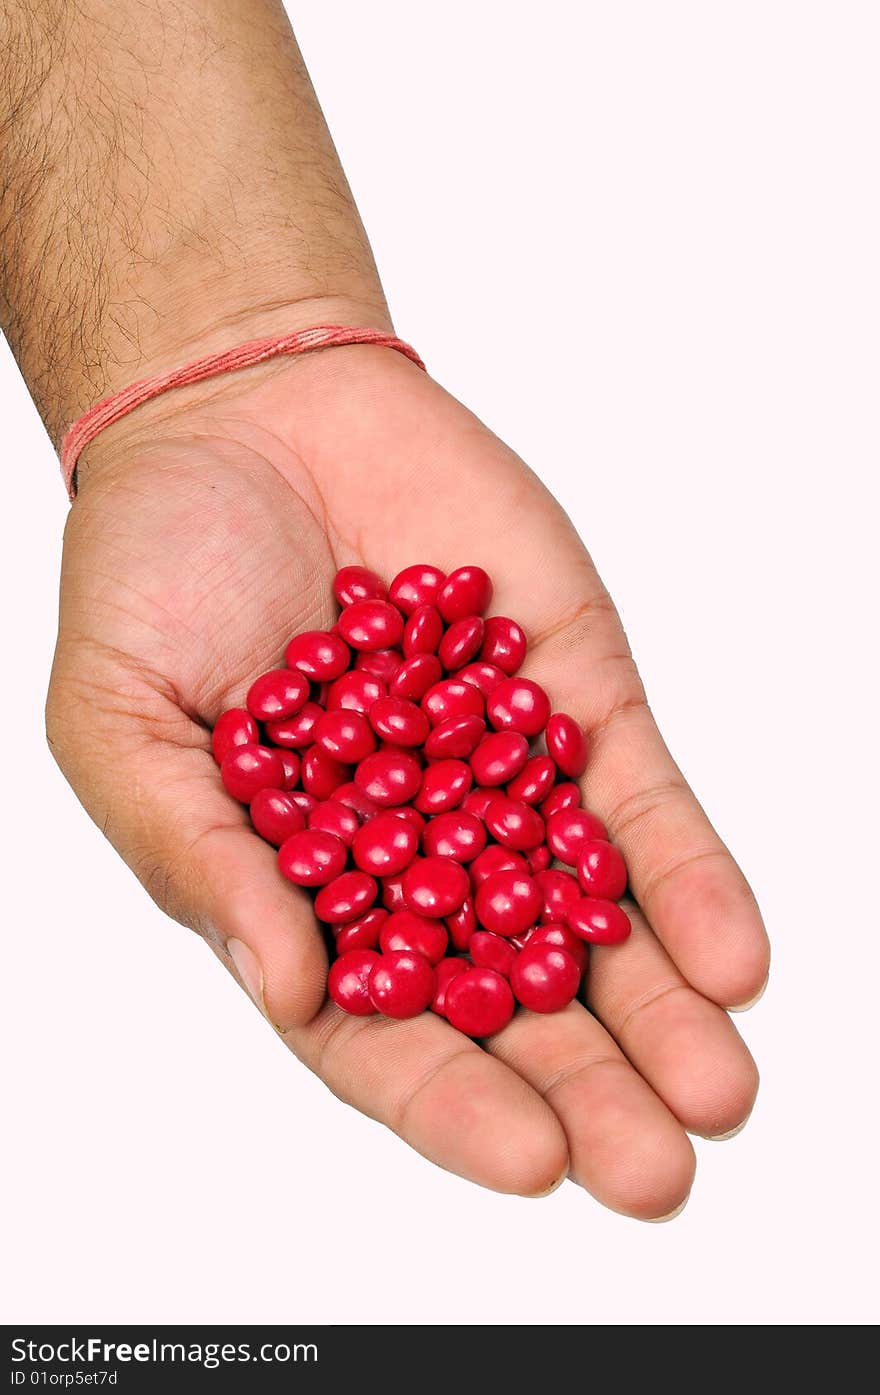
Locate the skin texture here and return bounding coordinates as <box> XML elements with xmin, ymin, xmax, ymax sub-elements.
<box><xmin>2</xmin><ymin>1</ymin><xmax>769</xmax><ymax>1216</ymax></box>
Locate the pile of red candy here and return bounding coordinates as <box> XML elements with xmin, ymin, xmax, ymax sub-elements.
<box><xmin>211</xmin><ymin>564</ymin><xmax>630</xmax><ymax>1037</ymax></box>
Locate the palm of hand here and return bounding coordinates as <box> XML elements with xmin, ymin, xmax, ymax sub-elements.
<box><xmin>50</xmin><ymin>347</ymin><xmax>768</xmax><ymax>1216</ymax></box>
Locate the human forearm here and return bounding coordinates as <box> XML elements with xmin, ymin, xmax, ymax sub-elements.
<box><xmin>0</xmin><ymin>0</ymin><xmax>389</xmax><ymax>442</ymax></box>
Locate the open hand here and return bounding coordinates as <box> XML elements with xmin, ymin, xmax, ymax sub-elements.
<box><xmin>48</xmin><ymin>345</ymin><xmax>769</xmax><ymax>1218</ymax></box>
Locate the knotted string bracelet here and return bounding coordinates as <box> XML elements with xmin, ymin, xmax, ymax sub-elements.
<box><xmin>59</xmin><ymin>325</ymin><xmax>425</xmax><ymax>501</ymax></box>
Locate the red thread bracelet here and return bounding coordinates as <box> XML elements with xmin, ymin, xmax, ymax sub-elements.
<box><xmin>59</xmin><ymin>324</ymin><xmax>426</xmax><ymax>501</ymax></box>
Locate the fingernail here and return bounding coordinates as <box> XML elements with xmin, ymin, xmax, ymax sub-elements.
<box><xmin>728</xmin><ymin>976</ymin><xmax>769</xmax><ymax>1013</ymax></box>
<box><xmin>531</xmin><ymin>1167</ymin><xmax>570</xmax><ymax>1199</ymax></box>
<box><xmin>646</xmin><ymin>1194</ymin><xmax>690</xmax><ymax>1223</ymax></box>
<box><xmin>227</xmin><ymin>938</ymin><xmax>266</xmax><ymax>1015</ymax></box>
<box><xmin>707</xmin><ymin>1112</ymin><xmax>751</xmax><ymax>1142</ymax></box>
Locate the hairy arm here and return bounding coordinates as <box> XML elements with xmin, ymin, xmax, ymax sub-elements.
<box><xmin>0</xmin><ymin>0</ymin><xmax>389</xmax><ymax>442</ymax></box>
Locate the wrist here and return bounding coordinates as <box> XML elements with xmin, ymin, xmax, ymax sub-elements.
<box><xmin>70</xmin><ymin>309</ymin><xmax>415</xmax><ymax>498</ymax></box>
<box><xmin>64</xmin><ymin>278</ymin><xmax>391</xmax><ymax>438</ymax></box>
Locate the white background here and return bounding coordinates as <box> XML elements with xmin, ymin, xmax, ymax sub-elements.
<box><xmin>1</xmin><ymin>1</ymin><xmax>878</xmax><ymax>1326</ymax></box>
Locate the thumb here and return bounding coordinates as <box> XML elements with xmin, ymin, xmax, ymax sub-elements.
<box><xmin>46</xmin><ymin>664</ymin><xmax>327</xmax><ymax>1031</ymax></box>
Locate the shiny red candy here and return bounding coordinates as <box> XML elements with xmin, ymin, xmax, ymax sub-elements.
<box><xmin>338</xmin><ymin>599</ymin><xmax>404</xmax><ymax>651</ymax></box>
<box><xmin>424</xmin><ymin>713</ymin><xmax>485</xmax><ymax>759</ymax></box>
<box><xmin>567</xmin><ymin>897</ymin><xmax>632</xmax><ymax>945</ymax></box>
<box><xmin>526</xmin><ymin>843</ymin><xmax>551</xmax><ymax>873</ymax></box>
<box><xmin>546</xmin><ymin>712</ymin><xmax>589</xmax><ymax>778</ymax></box>
<box><xmin>265</xmin><ymin>701</ymin><xmax>323</xmax><ymax>749</ymax></box>
<box><xmin>211</xmin><ymin>707</ymin><xmax>258</xmax><ymax>763</ymax></box>
<box><xmin>545</xmin><ymin>807</ymin><xmax>608</xmax><ymax>865</ymax></box>
<box><xmin>250</xmin><ymin>788</ymin><xmax>306</xmax><ymax>846</ymax></box>
<box><xmin>403</xmin><ymin>856</ymin><xmax>470</xmax><ymax>917</ymax></box>
<box><xmin>445</xmin><ymin>896</ymin><xmax>476</xmax><ymax>950</ymax></box>
<box><xmin>421</xmin><ymin>810</ymin><xmax>486</xmax><ymax>863</ymax></box>
<box><xmin>389</xmin><ymin>563</ymin><xmax>446</xmax><ymax>615</ymax></box>
<box><xmin>414</xmin><ymin>759</ymin><xmax>472</xmax><ymax>815</ymax></box>
<box><xmin>469</xmin><ymin>730</ymin><xmax>529</xmax><ymax>785</ymax></box>
<box><xmin>333</xmin><ymin>565</ymin><xmax>387</xmax><ymax>607</ymax></box>
<box><xmin>328</xmin><ymin>950</ymin><xmax>380</xmax><ymax>1016</ymax></box>
<box><xmin>510</xmin><ymin>943</ymin><xmax>581</xmax><ymax>1013</ymax></box>
<box><xmin>475</xmin><ymin>868</ymin><xmax>542</xmax><ymax>936</ymax></box>
<box><xmin>529</xmin><ymin>922</ymin><xmax>589</xmax><ymax>976</ymax></box>
<box><xmin>380</xmin><ymin>873</ymin><xmax>409</xmax><ymax>912</ymax></box>
<box><xmin>334</xmin><ymin>908</ymin><xmax>388</xmax><ymax>955</ymax></box>
<box><xmin>368</xmin><ymin>695</ymin><xmax>430</xmax><ymax>747</ymax></box>
<box><xmin>368</xmin><ymin>951</ymin><xmax>435</xmax><ymax>1018</ymax></box>
<box><xmin>444</xmin><ymin>967</ymin><xmax>514</xmax><ymax>1037</ymax></box>
<box><xmin>354</xmin><ymin>648</ymin><xmax>403</xmax><ymax>682</ymax></box>
<box><xmin>246</xmin><ymin>668</ymin><xmax>309</xmax><ymax>723</ymax></box>
<box><xmin>480</xmin><ymin>616</ymin><xmax>527</xmax><ymax>675</ymax></box>
<box><xmin>355</xmin><ymin>749</ymin><xmax>422</xmax><ymax>806</ymax></box>
<box><xmin>389</xmin><ymin>804</ymin><xmax>426</xmax><ymax>835</ymax></box>
<box><xmin>535</xmin><ymin>867</ymin><xmax>581</xmax><ymax>923</ymax></box>
<box><xmin>331</xmin><ymin>781</ymin><xmax>383</xmax><ymax>821</ymax></box>
<box><xmin>469</xmin><ymin>931</ymin><xmax>518</xmax><ymax>978</ymax></box>
<box><xmin>455</xmin><ymin>661</ymin><xmax>506</xmax><ymax>696</ymax></box>
<box><xmin>380</xmin><ymin>910</ymin><xmax>448</xmax><ymax>965</ymax></box>
<box><xmin>314</xmin><ymin>870</ymin><xmax>378</xmax><ymax>924</ymax></box>
<box><xmin>540</xmin><ymin>781</ymin><xmax>582</xmax><ymax>819</ymax></box>
<box><xmin>507</xmin><ymin>754</ymin><xmax>557</xmax><ymax>805</ymax></box>
<box><xmin>389</xmin><ymin>653</ymin><xmax>443</xmax><ymax>700</ymax></box>
<box><xmin>326</xmin><ymin>671</ymin><xmax>386</xmax><ymax>713</ymax></box>
<box><xmin>437</xmin><ymin>565</ymin><xmax>493</xmax><ymax>623</ymax></box>
<box><xmin>485</xmin><ymin>797</ymin><xmax>545</xmax><ymax>851</ymax></box>
<box><xmin>307</xmin><ymin>800</ymin><xmax>360</xmax><ymax>846</ymax></box>
<box><xmin>352</xmin><ymin>811</ymin><xmax>420</xmax><ymax>876</ymax></box>
<box><xmin>438</xmin><ymin>615</ymin><xmax>484</xmax><ymax>670</ymax></box>
<box><xmin>301</xmin><ymin>746</ymin><xmax>350</xmax><ymax>799</ymax></box>
<box><xmin>314</xmin><ymin>708</ymin><xmax>376</xmax><ymax>763</ymax></box>
<box><xmin>278</xmin><ymin>751</ymin><xmax>301</xmax><ymax>790</ymax></box>
<box><xmin>461</xmin><ymin>787</ymin><xmax>504</xmax><ymax>822</ymax></box>
<box><xmin>577</xmin><ymin>839</ymin><xmax>627</xmax><ymax>899</ymax></box>
<box><xmin>285</xmin><ymin>630</ymin><xmax>350</xmax><ymax>680</ymax></box>
<box><xmin>403</xmin><ymin>604</ymin><xmax>444</xmax><ymax>656</ymax></box>
<box><xmin>431</xmin><ymin>957</ymin><xmax>469</xmax><ymax>1016</ymax></box>
<box><xmin>469</xmin><ymin>844</ymin><xmax>529</xmax><ymax>886</ymax></box>
<box><xmin>221</xmin><ymin>744</ymin><xmax>285</xmax><ymax>802</ymax></box>
<box><xmin>487</xmin><ymin>677</ymin><xmax>551</xmax><ymax>737</ymax></box>
<box><xmin>213</xmin><ymin>562</ymin><xmax>628</xmax><ymax>1033</ymax></box>
<box><xmin>422</xmin><ymin>678</ymin><xmax>484</xmax><ymax>726</ymax></box>
<box><xmin>278</xmin><ymin>829</ymin><xmax>347</xmax><ymax>887</ymax></box>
